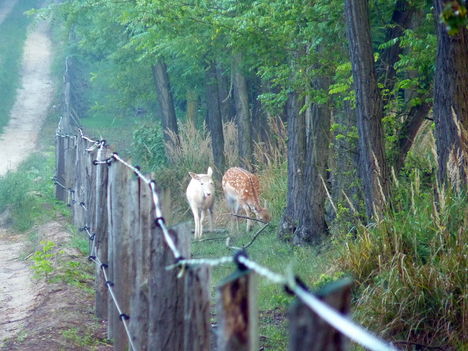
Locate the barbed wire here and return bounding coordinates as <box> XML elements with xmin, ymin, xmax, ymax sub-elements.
<box><xmin>58</xmin><ymin>128</ymin><xmax>399</xmax><ymax>351</ymax></box>
<box><xmin>89</xmin><ymin>253</ymin><xmax>137</xmax><ymax>351</ymax></box>
<box><xmin>64</xmin><ymin>186</ymin><xmax>137</xmax><ymax>351</ymax></box>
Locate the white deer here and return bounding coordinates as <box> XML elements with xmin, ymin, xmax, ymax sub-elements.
<box><xmin>186</xmin><ymin>167</ymin><xmax>215</xmax><ymax>239</ymax></box>
<box><xmin>222</xmin><ymin>167</ymin><xmax>271</xmax><ymax>231</ymax></box>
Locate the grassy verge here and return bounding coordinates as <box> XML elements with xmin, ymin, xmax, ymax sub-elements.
<box><xmin>0</xmin><ymin>0</ymin><xmax>40</xmax><ymax>132</ymax></box>
<box><xmin>0</xmin><ymin>153</ymin><xmax>68</xmax><ymax>231</ymax></box>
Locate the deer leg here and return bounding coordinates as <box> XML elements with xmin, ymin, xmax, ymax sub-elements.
<box><xmin>190</xmin><ymin>204</ymin><xmax>200</xmax><ymax>238</ymax></box>
<box><xmin>208</xmin><ymin>206</ymin><xmax>214</xmax><ymax>233</ymax></box>
<box><xmin>242</xmin><ymin>204</ymin><xmax>253</xmax><ymax>232</ymax></box>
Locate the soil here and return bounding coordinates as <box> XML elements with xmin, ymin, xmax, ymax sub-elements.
<box><xmin>0</xmin><ymin>5</ymin><xmax>111</xmax><ymax>350</ymax></box>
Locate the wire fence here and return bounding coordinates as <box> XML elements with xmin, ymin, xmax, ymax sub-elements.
<box><xmin>55</xmin><ymin>57</ymin><xmax>398</xmax><ymax>351</ymax></box>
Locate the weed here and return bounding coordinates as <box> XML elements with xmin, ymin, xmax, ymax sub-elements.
<box><xmin>56</xmin><ymin>260</ymin><xmax>94</xmax><ymax>293</ymax></box>
<box><xmin>61</xmin><ymin>326</ymin><xmax>109</xmax><ymax>348</ymax></box>
<box><xmin>31</xmin><ymin>240</ymin><xmax>59</xmax><ymax>280</ymax></box>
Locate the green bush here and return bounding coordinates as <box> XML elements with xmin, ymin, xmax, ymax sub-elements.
<box><xmin>130</xmin><ymin>122</ymin><xmax>167</xmax><ymax>172</ymax></box>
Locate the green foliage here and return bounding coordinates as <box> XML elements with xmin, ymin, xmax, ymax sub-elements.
<box><xmin>0</xmin><ymin>0</ymin><xmax>39</xmax><ymax>132</ymax></box>
<box><xmin>131</xmin><ymin>122</ymin><xmax>167</xmax><ymax>172</ymax></box>
<box><xmin>334</xmin><ymin>172</ymin><xmax>467</xmax><ymax>347</ymax></box>
<box><xmin>31</xmin><ymin>240</ymin><xmax>58</xmax><ymax>279</ymax></box>
<box><xmin>441</xmin><ymin>1</ymin><xmax>468</xmax><ymax>35</ymax></box>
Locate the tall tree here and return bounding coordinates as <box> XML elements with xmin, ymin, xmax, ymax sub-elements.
<box><xmin>152</xmin><ymin>60</ymin><xmax>179</xmax><ymax>141</ymax></box>
<box><xmin>279</xmin><ymin>76</ymin><xmax>331</xmax><ymax>244</ymax></box>
<box><xmin>345</xmin><ymin>0</ymin><xmax>390</xmax><ymax>218</ymax></box>
<box><xmin>233</xmin><ymin>53</ymin><xmax>253</xmax><ymax>169</ymax></box>
<box><xmin>205</xmin><ymin>61</ymin><xmax>226</xmax><ymax>176</ymax></box>
<box><xmin>433</xmin><ymin>0</ymin><xmax>468</xmax><ymax>187</ymax></box>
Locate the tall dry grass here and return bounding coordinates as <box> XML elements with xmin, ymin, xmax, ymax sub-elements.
<box><xmin>253</xmin><ymin>117</ymin><xmax>288</xmax><ymax>220</ymax></box>
<box><xmin>156</xmin><ymin>120</ymin><xmax>213</xmax><ymax>221</ymax></box>
<box><xmin>334</xmin><ymin>170</ymin><xmax>467</xmax><ymax>349</ymax></box>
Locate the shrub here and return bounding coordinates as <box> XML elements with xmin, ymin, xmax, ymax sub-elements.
<box><xmin>130</xmin><ymin>122</ymin><xmax>167</xmax><ymax>172</ymax></box>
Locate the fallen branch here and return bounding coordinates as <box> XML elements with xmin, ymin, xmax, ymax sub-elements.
<box><xmin>193</xmin><ymin>236</ymin><xmax>228</xmax><ymax>243</ymax></box>
<box><xmin>230</xmin><ymin>213</ymin><xmax>268</xmax><ymax>224</ymax></box>
<box><xmin>225</xmin><ymin>222</ymin><xmax>270</xmax><ymax>251</ymax></box>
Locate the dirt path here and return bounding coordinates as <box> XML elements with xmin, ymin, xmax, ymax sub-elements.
<box><xmin>0</xmin><ymin>20</ymin><xmax>53</xmax><ymax>176</ymax></box>
<box><xmin>0</xmin><ymin>15</ymin><xmax>53</xmax><ymax>345</ymax></box>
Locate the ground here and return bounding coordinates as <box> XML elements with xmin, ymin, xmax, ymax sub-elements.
<box><xmin>0</xmin><ymin>4</ymin><xmax>111</xmax><ymax>350</ymax></box>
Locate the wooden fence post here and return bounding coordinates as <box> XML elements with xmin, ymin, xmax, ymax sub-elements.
<box><xmin>94</xmin><ymin>146</ymin><xmax>110</xmax><ymax>319</ymax></box>
<box><xmin>129</xmin><ymin>180</ymin><xmax>152</xmax><ymax>351</ymax></box>
<box><xmin>64</xmin><ymin>136</ymin><xmax>76</xmax><ymax>205</ymax></box>
<box><xmin>85</xmin><ymin>146</ymin><xmax>97</xmax><ymax>255</ymax></box>
<box><xmin>216</xmin><ymin>270</ymin><xmax>258</xmax><ymax>351</ymax></box>
<box><xmin>148</xmin><ymin>221</ymin><xmax>191</xmax><ymax>350</ymax></box>
<box><xmin>107</xmin><ymin>160</ymin><xmax>135</xmax><ymax>350</ymax></box>
<box><xmin>288</xmin><ymin>279</ymin><xmax>353</xmax><ymax>351</ymax></box>
<box><xmin>55</xmin><ymin>135</ymin><xmax>66</xmax><ymax>201</ymax></box>
<box><xmin>73</xmin><ymin>137</ymin><xmax>86</xmax><ymax>228</ymax></box>
<box><xmin>183</xmin><ymin>265</ymin><xmax>212</xmax><ymax>351</ymax></box>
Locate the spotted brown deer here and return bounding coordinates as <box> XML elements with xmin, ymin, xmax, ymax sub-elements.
<box><xmin>186</xmin><ymin>167</ymin><xmax>215</xmax><ymax>239</ymax></box>
<box><xmin>222</xmin><ymin>167</ymin><xmax>271</xmax><ymax>231</ymax></box>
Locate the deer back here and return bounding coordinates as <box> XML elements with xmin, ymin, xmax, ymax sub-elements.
<box><xmin>222</xmin><ymin>167</ymin><xmax>262</xmax><ymax>209</ymax></box>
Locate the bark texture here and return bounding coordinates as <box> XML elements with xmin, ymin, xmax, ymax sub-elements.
<box><xmin>205</xmin><ymin>61</ymin><xmax>226</xmax><ymax>177</ymax></box>
<box><xmin>433</xmin><ymin>0</ymin><xmax>468</xmax><ymax>187</ymax></box>
<box><xmin>233</xmin><ymin>53</ymin><xmax>253</xmax><ymax>169</ymax></box>
<box><xmin>279</xmin><ymin>79</ymin><xmax>331</xmax><ymax>245</ymax></box>
<box><xmin>152</xmin><ymin>60</ymin><xmax>179</xmax><ymax>141</ymax></box>
<box><xmin>345</xmin><ymin>0</ymin><xmax>390</xmax><ymax>218</ymax></box>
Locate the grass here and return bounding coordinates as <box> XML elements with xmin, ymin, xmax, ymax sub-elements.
<box><xmin>0</xmin><ymin>152</ymin><xmax>69</xmax><ymax>232</ymax></box>
<box><xmin>0</xmin><ymin>0</ymin><xmax>40</xmax><ymax>132</ymax></box>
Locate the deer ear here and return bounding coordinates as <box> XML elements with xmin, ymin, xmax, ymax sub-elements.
<box><xmin>207</xmin><ymin>167</ymin><xmax>213</xmax><ymax>177</ymax></box>
<box><xmin>189</xmin><ymin>172</ymin><xmax>198</xmax><ymax>180</ymax></box>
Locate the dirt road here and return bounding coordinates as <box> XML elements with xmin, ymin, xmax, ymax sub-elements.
<box><xmin>0</xmin><ymin>11</ymin><xmax>53</xmax><ymax>345</ymax></box>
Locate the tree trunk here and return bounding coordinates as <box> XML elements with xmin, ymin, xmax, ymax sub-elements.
<box><xmin>186</xmin><ymin>89</ymin><xmax>198</xmax><ymax>125</ymax></box>
<box><xmin>345</xmin><ymin>0</ymin><xmax>390</xmax><ymax>218</ymax></box>
<box><xmin>295</xmin><ymin>84</ymin><xmax>331</xmax><ymax>244</ymax></box>
<box><xmin>216</xmin><ymin>65</ymin><xmax>236</xmax><ymax>122</ymax></box>
<box><xmin>205</xmin><ymin>61</ymin><xmax>226</xmax><ymax>177</ymax></box>
<box><xmin>393</xmin><ymin>101</ymin><xmax>432</xmax><ymax>172</ymax></box>
<box><xmin>152</xmin><ymin>60</ymin><xmax>179</xmax><ymax>142</ymax></box>
<box><xmin>279</xmin><ymin>77</ymin><xmax>331</xmax><ymax>245</ymax></box>
<box><xmin>330</xmin><ymin>102</ymin><xmax>363</xmax><ymax>224</ymax></box>
<box><xmin>250</xmin><ymin>74</ymin><xmax>270</xmax><ymax>144</ymax></box>
<box><xmin>433</xmin><ymin>0</ymin><xmax>468</xmax><ymax>188</ymax></box>
<box><xmin>279</xmin><ymin>92</ymin><xmax>306</xmax><ymax>242</ymax></box>
<box><xmin>233</xmin><ymin>53</ymin><xmax>253</xmax><ymax>169</ymax></box>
